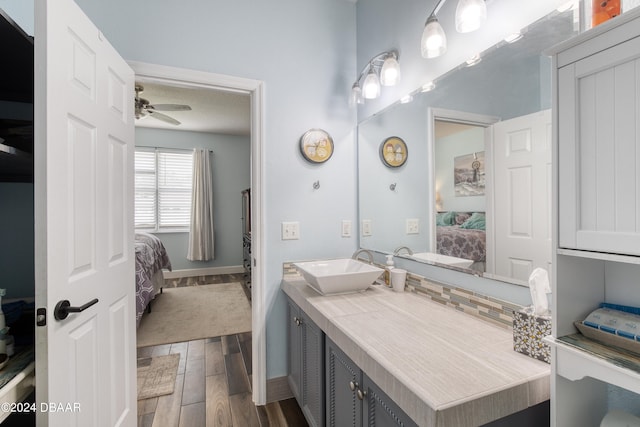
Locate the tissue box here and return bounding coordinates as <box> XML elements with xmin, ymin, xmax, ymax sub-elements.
<box><xmin>513</xmin><ymin>309</ymin><xmax>551</xmax><ymax>363</ymax></box>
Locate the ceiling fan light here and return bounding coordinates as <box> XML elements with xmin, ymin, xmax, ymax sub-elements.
<box><xmin>363</xmin><ymin>68</ymin><xmax>381</xmax><ymax>99</ymax></box>
<box><xmin>421</xmin><ymin>15</ymin><xmax>447</xmax><ymax>59</ymax></box>
<box><xmin>380</xmin><ymin>54</ymin><xmax>401</xmax><ymax>86</ymax></box>
<box><xmin>455</xmin><ymin>0</ymin><xmax>487</xmax><ymax>33</ymax></box>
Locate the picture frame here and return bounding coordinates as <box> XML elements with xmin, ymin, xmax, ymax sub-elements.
<box><xmin>299</xmin><ymin>129</ymin><xmax>334</xmax><ymax>164</ymax></box>
<box><xmin>454</xmin><ymin>151</ymin><xmax>485</xmax><ymax>196</ymax></box>
<box><xmin>380</xmin><ymin>136</ymin><xmax>408</xmax><ymax>168</ymax></box>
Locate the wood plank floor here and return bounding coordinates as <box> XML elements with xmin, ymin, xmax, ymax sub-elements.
<box><xmin>138</xmin><ymin>274</ymin><xmax>308</xmax><ymax>427</ymax></box>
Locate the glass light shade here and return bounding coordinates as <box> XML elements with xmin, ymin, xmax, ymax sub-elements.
<box><xmin>362</xmin><ymin>69</ymin><xmax>381</xmax><ymax>99</ymax></box>
<box><xmin>421</xmin><ymin>16</ymin><xmax>447</xmax><ymax>58</ymax></box>
<box><xmin>380</xmin><ymin>55</ymin><xmax>401</xmax><ymax>86</ymax></box>
<box><xmin>455</xmin><ymin>0</ymin><xmax>487</xmax><ymax>33</ymax></box>
<box><xmin>350</xmin><ymin>84</ymin><xmax>364</xmax><ymax>106</ymax></box>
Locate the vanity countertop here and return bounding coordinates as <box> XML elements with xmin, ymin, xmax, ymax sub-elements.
<box><xmin>281</xmin><ymin>276</ymin><xmax>550</xmax><ymax>427</ymax></box>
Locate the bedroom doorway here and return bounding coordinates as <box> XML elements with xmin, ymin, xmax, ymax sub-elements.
<box><xmin>427</xmin><ymin>108</ymin><xmax>499</xmax><ymax>273</ymax></box>
<box><xmin>130</xmin><ymin>62</ymin><xmax>267</xmax><ymax>407</ymax></box>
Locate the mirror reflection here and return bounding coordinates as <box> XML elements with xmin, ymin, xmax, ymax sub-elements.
<box><xmin>357</xmin><ymin>9</ymin><xmax>577</xmax><ymax>285</ymax></box>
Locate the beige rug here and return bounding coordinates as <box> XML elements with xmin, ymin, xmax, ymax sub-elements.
<box><xmin>137</xmin><ymin>353</ymin><xmax>180</xmax><ymax>400</ymax></box>
<box><xmin>136</xmin><ymin>282</ymin><xmax>251</xmax><ymax>348</ymax></box>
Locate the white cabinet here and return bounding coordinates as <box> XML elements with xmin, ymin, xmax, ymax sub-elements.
<box><xmin>557</xmin><ymin>10</ymin><xmax>640</xmax><ymax>256</ymax></box>
<box><xmin>551</xmin><ymin>8</ymin><xmax>640</xmax><ymax>427</ymax></box>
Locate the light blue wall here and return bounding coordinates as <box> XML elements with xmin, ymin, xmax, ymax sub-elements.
<box><xmin>72</xmin><ymin>0</ymin><xmax>358</xmax><ymax>380</ymax></box>
<box><xmin>0</xmin><ymin>183</ymin><xmax>34</xmax><ymax>299</ymax></box>
<box><xmin>358</xmin><ymin>101</ymin><xmax>430</xmax><ymax>254</ymax></box>
<box><xmin>135</xmin><ymin>127</ymin><xmax>250</xmax><ymax>271</ymax></box>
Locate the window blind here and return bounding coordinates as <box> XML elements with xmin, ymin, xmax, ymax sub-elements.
<box><xmin>134</xmin><ymin>149</ymin><xmax>193</xmax><ymax>231</ymax></box>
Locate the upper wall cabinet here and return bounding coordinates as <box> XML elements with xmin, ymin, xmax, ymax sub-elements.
<box><xmin>557</xmin><ymin>9</ymin><xmax>640</xmax><ymax>256</ymax></box>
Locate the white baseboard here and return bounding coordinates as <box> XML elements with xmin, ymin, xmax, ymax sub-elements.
<box><xmin>163</xmin><ymin>265</ymin><xmax>244</xmax><ymax>279</ymax></box>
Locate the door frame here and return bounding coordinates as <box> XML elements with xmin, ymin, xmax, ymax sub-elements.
<box><xmin>426</xmin><ymin>108</ymin><xmax>499</xmax><ymax>261</ymax></box>
<box><xmin>128</xmin><ymin>61</ymin><xmax>267</xmax><ymax>404</ymax></box>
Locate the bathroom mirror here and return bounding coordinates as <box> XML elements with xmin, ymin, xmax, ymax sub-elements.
<box><xmin>357</xmin><ymin>9</ymin><xmax>578</xmax><ymax>286</ymax></box>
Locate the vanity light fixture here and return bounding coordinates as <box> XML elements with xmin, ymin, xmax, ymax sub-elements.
<box><xmin>421</xmin><ymin>81</ymin><xmax>436</xmax><ymax>92</ymax></box>
<box><xmin>504</xmin><ymin>32</ymin><xmax>523</xmax><ymax>43</ymax></box>
<box><xmin>465</xmin><ymin>53</ymin><xmax>482</xmax><ymax>66</ymax></box>
<box><xmin>421</xmin><ymin>0</ymin><xmax>447</xmax><ymax>58</ymax></box>
<box><xmin>455</xmin><ymin>0</ymin><xmax>487</xmax><ymax>33</ymax></box>
<box><xmin>421</xmin><ymin>0</ymin><xmax>487</xmax><ymax>60</ymax></box>
<box><xmin>350</xmin><ymin>50</ymin><xmax>401</xmax><ymax>104</ymax></box>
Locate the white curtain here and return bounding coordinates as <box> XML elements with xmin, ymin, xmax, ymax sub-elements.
<box><xmin>187</xmin><ymin>149</ymin><xmax>215</xmax><ymax>261</ymax></box>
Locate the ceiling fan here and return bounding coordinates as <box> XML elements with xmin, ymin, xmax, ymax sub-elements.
<box><xmin>134</xmin><ymin>84</ymin><xmax>192</xmax><ymax>125</ymax></box>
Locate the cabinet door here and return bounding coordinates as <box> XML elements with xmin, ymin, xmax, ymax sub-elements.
<box><xmin>301</xmin><ymin>312</ymin><xmax>325</xmax><ymax>427</ymax></box>
<box><xmin>558</xmin><ymin>35</ymin><xmax>640</xmax><ymax>255</ymax></box>
<box><xmin>362</xmin><ymin>374</ymin><xmax>418</xmax><ymax>427</ymax></box>
<box><xmin>326</xmin><ymin>338</ymin><xmax>362</xmax><ymax>427</ymax></box>
<box><xmin>286</xmin><ymin>299</ymin><xmax>302</xmax><ymax>404</ymax></box>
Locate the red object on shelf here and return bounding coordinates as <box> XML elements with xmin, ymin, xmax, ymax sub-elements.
<box><xmin>592</xmin><ymin>0</ymin><xmax>621</xmax><ymax>27</ymax></box>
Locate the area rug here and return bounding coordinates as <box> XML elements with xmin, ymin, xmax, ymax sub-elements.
<box><xmin>137</xmin><ymin>353</ymin><xmax>180</xmax><ymax>400</ymax></box>
<box><xmin>136</xmin><ymin>282</ymin><xmax>252</xmax><ymax>348</ymax></box>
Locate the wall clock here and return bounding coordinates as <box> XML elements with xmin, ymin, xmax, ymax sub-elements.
<box><xmin>380</xmin><ymin>136</ymin><xmax>407</xmax><ymax>168</ymax></box>
<box><xmin>299</xmin><ymin>129</ymin><xmax>334</xmax><ymax>164</ymax></box>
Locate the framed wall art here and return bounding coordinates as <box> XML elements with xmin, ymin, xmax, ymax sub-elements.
<box><xmin>454</xmin><ymin>151</ymin><xmax>485</xmax><ymax>196</ymax></box>
<box><xmin>379</xmin><ymin>136</ymin><xmax>407</xmax><ymax>168</ymax></box>
<box><xmin>299</xmin><ymin>129</ymin><xmax>334</xmax><ymax>164</ymax></box>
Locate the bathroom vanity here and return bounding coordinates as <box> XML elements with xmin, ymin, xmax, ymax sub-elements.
<box><xmin>282</xmin><ymin>274</ymin><xmax>550</xmax><ymax>427</ymax></box>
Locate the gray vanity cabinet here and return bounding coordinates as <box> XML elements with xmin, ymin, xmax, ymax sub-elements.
<box><xmin>286</xmin><ymin>298</ymin><xmax>325</xmax><ymax>427</ymax></box>
<box><xmin>326</xmin><ymin>337</ymin><xmax>418</xmax><ymax>427</ymax></box>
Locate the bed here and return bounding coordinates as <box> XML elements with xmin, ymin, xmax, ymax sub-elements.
<box><xmin>435</xmin><ymin>211</ymin><xmax>486</xmax><ymax>271</ymax></box>
<box><xmin>135</xmin><ymin>232</ymin><xmax>172</xmax><ymax>326</ymax></box>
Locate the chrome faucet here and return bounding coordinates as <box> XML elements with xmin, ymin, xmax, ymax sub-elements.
<box><xmin>352</xmin><ymin>249</ymin><xmax>374</xmax><ymax>264</ymax></box>
<box><xmin>393</xmin><ymin>246</ymin><xmax>413</xmax><ymax>256</ymax></box>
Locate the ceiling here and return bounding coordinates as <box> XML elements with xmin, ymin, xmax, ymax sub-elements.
<box><xmin>134</xmin><ymin>81</ymin><xmax>251</xmax><ymax>136</ymax></box>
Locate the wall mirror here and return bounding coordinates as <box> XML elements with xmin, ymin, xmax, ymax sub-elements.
<box><xmin>357</xmin><ymin>8</ymin><xmax>578</xmax><ymax>286</ymax></box>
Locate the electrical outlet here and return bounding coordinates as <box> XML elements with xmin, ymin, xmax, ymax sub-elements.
<box><xmin>406</xmin><ymin>218</ymin><xmax>419</xmax><ymax>234</ymax></box>
<box><xmin>341</xmin><ymin>220</ymin><xmax>352</xmax><ymax>237</ymax></box>
<box><xmin>362</xmin><ymin>219</ymin><xmax>372</xmax><ymax>236</ymax></box>
<box><xmin>282</xmin><ymin>221</ymin><xmax>300</xmax><ymax>240</ymax></box>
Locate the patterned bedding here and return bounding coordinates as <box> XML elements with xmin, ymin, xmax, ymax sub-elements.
<box><xmin>436</xmin><ymin>225</ymin><xmax>486</xmax><ymax>262</ymax></box>
<box><xmin>135</xmin><ymin>232</ymin><xmax>172</xmax><ymax>326</ymax></box>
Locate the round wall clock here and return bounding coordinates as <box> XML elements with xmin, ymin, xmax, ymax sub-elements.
<box><xmin>299</xmin><ymin>129</ymin><xmax>334</xmax><ymax>164</ymax></box>
<box><xmin>380</xmin><ymin>136</ymin><xmax>408</xmax><ymax>168</ymax></box>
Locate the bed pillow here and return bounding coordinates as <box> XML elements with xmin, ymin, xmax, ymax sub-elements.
<box><xmin>454</xmin><ymin>212</ymin><xmax>471</xmax><ymax>225</ymax></box>
<box><xmin>436</xmin><ymin>211</ymin><xmax>456</xmax><ymax>226</ymax></box>
<box><xmin>460</xmin><ymin>212</ymin><xmax>486</xmax><ymax>230</ymax></box>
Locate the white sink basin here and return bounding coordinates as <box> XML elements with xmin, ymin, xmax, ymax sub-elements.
<box><xmin>412</xmin><ymin>252</ymin><xmax>474</xmax><ymax>269</ymax></box>
<box><xmin>293</xmin><ymin>258</ymin><xmax>384</xmax><ymax>295</ymax></box>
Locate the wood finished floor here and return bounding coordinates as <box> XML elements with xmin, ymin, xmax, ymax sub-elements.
<box><xmin>137</xmin><ymin>275</ymin><xmax>307</xmax><ymax>427</ymax></box>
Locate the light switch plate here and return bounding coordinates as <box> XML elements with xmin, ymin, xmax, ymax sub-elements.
<box><xmin>406</xmin><ymin>218</ymin><xmax>419</xmax><ymax>234</ymax></box>
<box><xmin>282</xmin><ymin>221</ymin><xmax>300</xmax><ymax>240</ymax></box>
<box><xmin>341</xmin><ymin>220</ymin><xmax>352</xmax><ymax>237</ymax></box>
<box><xmin>362</xmin><ymin>219</ymin><xmax>372</xmax><ymax>236</ymax></box>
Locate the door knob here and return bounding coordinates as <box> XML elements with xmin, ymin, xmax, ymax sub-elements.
<box><xmin>54</xmin><ymin>298</ymin><xmax>99</xmax><ymax>320</ymax></box>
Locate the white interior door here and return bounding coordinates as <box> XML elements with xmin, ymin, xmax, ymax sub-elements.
<box><xmin>34</xmin><ymin>0</ymin><xmax>136</xmax><ymax>425</ymax></box>
<box><xmin>491</xmin><ymin>110</ymin><xmax>552</xmax><ymax>282</ymax></box>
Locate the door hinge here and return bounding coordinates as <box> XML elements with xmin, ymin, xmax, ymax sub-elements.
<box><xmin>36</xmin><ymin>307</ymin><xmax>47</xmax><ymax>327</ymax></box>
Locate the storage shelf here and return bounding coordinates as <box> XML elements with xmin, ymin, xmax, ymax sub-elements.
<box><xmin>557</xmin><ymin>248</ymin><xmax>640</xmax><ymax>265</ymax></box>
<box><xmin>548</xmin><ymin>334</ymin><xmax>640</xmax><ymax>395</ymax></box>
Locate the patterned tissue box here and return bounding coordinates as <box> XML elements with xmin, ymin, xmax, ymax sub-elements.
<box><xmin>513</xmin><ymin>309</ymin><xmax>551</xmax><ymax>363</ymax></box>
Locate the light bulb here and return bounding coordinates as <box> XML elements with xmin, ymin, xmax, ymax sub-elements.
<box><xmin>362</xmin><ymin>69</ymin><xmax>381</xmax><ymax>99</ymax></box>
<box><xmin>380</xmin><ymin>55</ymin><xmax>401</xmax><ymax>86</ymax></box>
<box><xmin>455</xmin><ymin>0</ymin><xmax>487</xmax><ymax>33</ymax></box>
<box><xmin>421</xmin><ymin>15</ymin><xmax>447</xmax><ymax>59</ymax></box>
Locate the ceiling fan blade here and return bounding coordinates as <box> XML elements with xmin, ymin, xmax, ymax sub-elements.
<box><xmin>149</xmin><ymin>111</ymin><xmax>181</xmax><ymax>125</ymax></box>
<box><xmin>148</xmin><ymin>104</ymin><xmax>192</xmax><ymax>112</ymax></box>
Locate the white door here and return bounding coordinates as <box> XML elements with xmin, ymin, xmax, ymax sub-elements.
<box><xmin>34</xmin><ymin>0</ymin><xmax>136</xmax><ymax>426</ymax></box>
<box><xmin>491</xmin><ymin>110</ymin><xmax>552</xmax><ymax>282</ymax></box>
